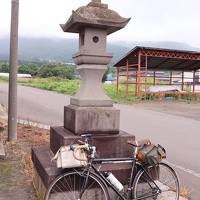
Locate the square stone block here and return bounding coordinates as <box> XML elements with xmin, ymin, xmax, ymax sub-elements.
<box><xmin>50</xmin><ymin>126</ymin><xmax>135</xmax><ymax>158</ymax></box>
<box><xmin>32</xmin><ymin>128</ymin><xmax>136</xmax><ymax>196</ymax></box>
<box><xmin>64</xmin><ymin>105</ymin><xmax>120</xmax><ymax>135</ymax></box>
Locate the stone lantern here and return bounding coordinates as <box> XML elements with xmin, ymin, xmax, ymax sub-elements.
<box><xmin>61</xmin><ymin>0</ymin><xmax>130</xmax><ymax>135</ymax></box>
<box><xmin>32</xmin><ymin>1</ymin><xmax>134</xmax><ymax>197</ymax></box>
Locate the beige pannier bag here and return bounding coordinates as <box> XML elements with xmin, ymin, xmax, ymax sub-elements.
<box><xmin>52</xmin><ymin>145</ymin><xmax>87</xmax><ymax>169</ymax></box>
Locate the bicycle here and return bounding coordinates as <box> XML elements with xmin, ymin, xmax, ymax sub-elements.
<box><xmin>45</xmin><ymin>133</ymin><xmax>180</xmax><ymax>200</ymax></box>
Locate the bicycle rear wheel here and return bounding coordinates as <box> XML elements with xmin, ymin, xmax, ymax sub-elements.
<box><xmin>45</xmin><ymin>170</ymin><xmax>110</xmax><ymax>200</ymax></box>
<box><xmin>133</xmin><ymin>162</ymin><xmax>180</xmax><ymax>200</ymax></box>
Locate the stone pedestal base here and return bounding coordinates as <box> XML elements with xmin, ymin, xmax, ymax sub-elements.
<box><xmin>32</xmin><ymin>146</ymin><xmax>132</xmax><ymax>199</ymax></box>
<box><xmin>32</xmin><ymin>146</ymin><xmax>61</xmax><ymax>200</ymax></box>
<box><xmin>32</xmin><ymin>126</ymin><xmax>135</xmax><ymax>193</ymax></box>
<box><xmin>64</xmin><ymin>105</ymin><xmax>120</xmax><ymax>135</ymax></box>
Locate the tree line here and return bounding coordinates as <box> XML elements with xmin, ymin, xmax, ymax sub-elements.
<box><xmin>0</xmin><ymin>61</ymin><xmax>116</xmax><ymax>81</ymax></box>
<box><xmin>0</xmin><ymin>62</ymin><xmax>76</xmax><ymax>80</ymax></box>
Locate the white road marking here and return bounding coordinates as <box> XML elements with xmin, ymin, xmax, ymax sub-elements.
<box><xmin>165</xmin><ymin>161</ymin><xmax>200</xmax><ymax>179</ymax></box>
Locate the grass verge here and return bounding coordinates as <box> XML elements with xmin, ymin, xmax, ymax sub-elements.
<box><xmin>0</xmin><ymin>76</ymin><xmax>8</xmax><ymax>82</ymax></box>
<box><xmin>18</xmin><ymin>78</ymin><xmax>144</xmax><ymax>104</ymax></box>
<box><xmin>18</xmin><ymin>77</ymin><xmax>80</xmax><ymax>96</ymax></box>
<box><xmin>18</xmin><ymin>78</ymin><xmax>200</xmax><ymax>104</ymax></box>
<box><xmin>1</xmin><ymin>76</ymin><xmax>199</xmax><ymax>104</ymax></box>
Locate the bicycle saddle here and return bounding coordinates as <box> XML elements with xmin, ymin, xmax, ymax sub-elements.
<box><xmin>127</xmin><ymin>139</ymin><xmax>151</xmax><ymax>148</ymax></box>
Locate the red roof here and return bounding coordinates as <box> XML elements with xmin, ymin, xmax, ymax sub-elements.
<box><xmin>114</xmin><ymin>46</ymin><xmax>200</xmax><ymax>71</ymax></box>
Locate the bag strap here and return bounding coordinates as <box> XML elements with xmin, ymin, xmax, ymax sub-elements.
<box><xmin>157</xmin><ymin>144</ymin><xmax>166</xmax><ymax>158</ymax></box>
<box><xmin>51</xmin><ymin>147</ymin><xmax>62</xmax><ymax>161</ymax></box>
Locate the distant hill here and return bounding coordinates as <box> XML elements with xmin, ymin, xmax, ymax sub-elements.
<box><xmin>0</xmin><ymin>37</ymin><xmax>200</xmax><ymax>64</ymax></box>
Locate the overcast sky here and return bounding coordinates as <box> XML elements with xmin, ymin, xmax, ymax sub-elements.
<box><xmin>0</xmin><ymin>0</ymin><xmax>200</xmax><ymax>47</ymax></box>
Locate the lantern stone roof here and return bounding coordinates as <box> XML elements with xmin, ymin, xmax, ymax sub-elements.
<box><xmin>61</xmin><ymin>1</ymin><xmax>130</xmax><ymax>35</ymax></box>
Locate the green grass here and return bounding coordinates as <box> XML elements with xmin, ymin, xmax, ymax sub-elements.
<box><xmin>18</xmin><ymin>78</ymin><xmax>80</xmax><ymax>96</ymax></box>
<box><xmin>0</xmin><ymin>76</ymin><xmax>9</xmax><ymax>82</ymax></box>
<box><xmin>103</xmin><ymin>84</ymin><xmax>140</xmax><ymax>103</ymax></box>
<box><xmin>4</xmin><ymin>77</ymin><xmax>200</xmax><ymax>104</ymax></box>
<box><xmin>18</xmin><ymin>78</ymin><xmax>144</xmax><ymax>104</ymax></box>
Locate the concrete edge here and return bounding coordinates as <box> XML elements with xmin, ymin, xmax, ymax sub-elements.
<box><xmin>17</xmin><ymin>119</ymin><xmax>50</xmax><ymax>130</ymax></box>
<box><xmin>0</xmin><ymin>141</ymin><xmax>6</xmax><ymax>159</ymax></box>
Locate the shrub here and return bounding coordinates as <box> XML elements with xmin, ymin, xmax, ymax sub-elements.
<box><xmin>0</xmin><ymin>63</ymin><xmax>9</xmax><ymax>73</ymax></box>
<box><xmin>38</xmin><ymin>63</ymin><xmax>76</xmax><ymax>80</ymax></box>
<box><xmin>18</xmin><ymin>64</ymin><xmax>38</xmax><ymax>76</ymax></box>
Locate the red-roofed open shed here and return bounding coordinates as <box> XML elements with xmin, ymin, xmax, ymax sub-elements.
<box><xmin>114</xmin><ymin>46</ymin><xmax>200</xmax><ymax>96</ymax></box>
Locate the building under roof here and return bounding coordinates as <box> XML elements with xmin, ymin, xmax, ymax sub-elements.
<box><xmin>114</xmin><ymin>46</ymin><xmax>200</xmax><ymax>96</ymax></box>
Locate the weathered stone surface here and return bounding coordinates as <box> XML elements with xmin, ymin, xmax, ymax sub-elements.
<box><xmin>61</xmin><ymin>0</ymin><xmax>130</xmax><ymax>35</ymax></box>
<box><xmin>61</xmin><ymin>0</ymin><xmax>130</xmax><ymax>107</ymax></box>
<box><xmin>32</xmin><ymin>146</ymin><xmax>62</xmax><ymax>187</ymax></box>
<box><xmin>70</xmin><ymin>64</ymin><xmax>113</xmax><ymax>107</ymax></box>
<box><xmin>33</xmin><ymin>167</ymin><xmax>47</xmax><ymax>200</ymax></box>
<box><xmin>73</xmin><ymin>52</ymin><xmax>113</xmax><ymax>65</ymax></box>
<box><xmin>50</xmin><ymin>126</ymin><xmax>134</xmax><ymax>157</ymax></box>
<box><xmin>64</xmin><ymin>105</ymin><xmax>120</xmax><ymax>134</ymax></box>
<box><xmin>32</xmin><ymin>146</ymin><xmax>133</xmax><ymax>188</ymax></box>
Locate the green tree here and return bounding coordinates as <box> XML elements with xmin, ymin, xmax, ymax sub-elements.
<box><xmin>18</xmin><ymin>64</ymin><xmax>38</xmax><ymax>76</ymax></box>
<box><xmin>62</xmin><ymin>65</ymin><xmax>76</xmax><ymax>80</ymax></box>
<box><xmin>0</xmin><ymin>63</ymin><xmax>9</xmax><ymax>73</ymax></box>
<box><xmin>38</xmin><ymin>63</ymin><xmax>76</xmax><ymax>79</ymax></box>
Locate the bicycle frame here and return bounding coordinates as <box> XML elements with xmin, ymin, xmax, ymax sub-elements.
<box><xmin>81</xmin><ymin>157</ymin><xmax>161</xmax><ymax>200</ymax></box>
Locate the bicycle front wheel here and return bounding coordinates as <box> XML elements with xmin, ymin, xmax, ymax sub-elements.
<box><xmin>133</xmin><ymin>162</ymin><xmax>180</xmax><ymax>200</ymax></box>
<box><xmin>45</xmin><ymin>170</ymin><xmax>110</xmax><ymax>200</ymax></box>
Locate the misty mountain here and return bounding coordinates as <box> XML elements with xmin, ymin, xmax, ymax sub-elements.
<box><xmin>0</xmin><ymin>37</ymin><xmax>200</xmax><ymax>64</ymax></box>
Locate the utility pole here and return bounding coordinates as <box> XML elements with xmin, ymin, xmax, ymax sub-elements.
<box><xmin>8</xmin><ymin>0</ymin><xmax>19</xmax><ymax>141</ymax></box>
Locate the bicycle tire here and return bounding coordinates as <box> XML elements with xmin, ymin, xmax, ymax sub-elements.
<box><xmin>45</xmin><ymin>170</ymin><xmax>110</xmax><ymax>200</ymax></box>
<box><xmin>133</xmin><ymin>162</ymin><xmax>180</xmax><ymax>200</ymax></box>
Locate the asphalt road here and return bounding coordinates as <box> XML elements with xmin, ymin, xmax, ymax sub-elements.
<box><xmin>0</xmin><ymin>83</ymin><xmax>200</xmax><ymax>199</ymax></box>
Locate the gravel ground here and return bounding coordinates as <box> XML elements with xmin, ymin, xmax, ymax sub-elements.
<box><xmin>132</xmin><ymin>101</ymin><xmax>200</xmax><ymax>121</ymax></box>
